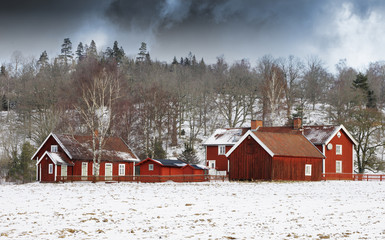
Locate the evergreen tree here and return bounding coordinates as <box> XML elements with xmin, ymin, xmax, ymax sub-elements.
<box><xmin>7</xmin><ymin>142</ymin><xmax>35</xmax><ymax>183</ymax></box>
<box><xmin>172</xmin><ymin>56</ymin><xmax>178</xmax><ymax>65</ymax></box>
<box><xmin>60</xmin><ymin>38</ymin><xmax>73</xmax><ymax>65</ymax></box>
<box><xmin>76</xmin><ymin>42</ymin><xmax>85</xmax><ymax>60</ymax></box>
<box><xmin>1</xmin><ymin>94</ymin><xmax>7</xmax><ymax>111</ymax></box>
<box><xmin>87</xmin><ymin>40</ymin><xmax>98</xmax><ymax>57</ymax></box>
<box><xmin>153</xmin><ymin>138</ymin><xmax>166</xmax><ymax>159</ymax></box>
<box><xmin>136</xmin><ymin>42</ymin><xmax>148</xmax><ymax>62</ymax></box>
<box><xmin>37</xmin><ymin>51</ymin><xmax>49</xmax><ymax>67</ymax></box>
<box><xmin>353</xmin><ymin>72</ymin><xmax>377</xmax><ymax>109</ymax></box>
<box><xmin>179</xmin><ymin>143</ymin><xmax>199</xmax><ymax>164</ymax></box>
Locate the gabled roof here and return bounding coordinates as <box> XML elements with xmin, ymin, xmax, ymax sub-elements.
<box><xmin>226</xmin><ymin>130</ymin><xmax>325</xmax><ymax>159</ymax></box>
<box><xmin>36</xmin><ymin>151</ymin><xmax>74</xmax><ymax>166</ymax></box>
<box><xmin>202</xmin><ymin>128</ymin><xmax>247</xmax><ymax>146</ymax></box>
<box><xmin>32</xmin><ymin>133</ymin><xmax>139</xmax><ymax>162</ymax></box>
<box><xmin>303</xmin><ymin>125</ymin><xmax>358</xmax><ymax>146</ymax></box>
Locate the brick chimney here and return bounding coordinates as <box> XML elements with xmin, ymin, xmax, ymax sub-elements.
<box><xmin>251</xmin><ymin>120</ymin><xmax>263</xmax><ymax>131</ymax></box>
<box><xmin>293</xmin><ymin>117</ymin><xmax>302</xmax><ymax>130</ymax></box>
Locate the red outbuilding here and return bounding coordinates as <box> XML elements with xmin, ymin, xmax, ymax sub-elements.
<box><xmin>31</xmin><ymin>133</ymin><xmax>140</xmax><ymax>182</ymax></box>
<box><xmin>226</xmin><ymin>129</ymin><xmax>325</xmax><ymax>181</ymax></box>
<box><xmin>136</xmin><ymin>158</ymin><xmax>208</xmax><ymax>182</ymax></box>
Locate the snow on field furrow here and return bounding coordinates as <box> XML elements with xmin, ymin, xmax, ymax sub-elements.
<box><xmin>0</xmin><ymin>181</ymin><xmax>385</xmax><ymax>239</ymax></box>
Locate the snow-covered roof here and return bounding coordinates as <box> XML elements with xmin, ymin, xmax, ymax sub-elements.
<box><xmin>202</xmin><ymin>128</ymin><xmax>246</xmax><ymax>146</ymax></box>
<box><xmin>190</xmin><ymin>164</ymin><xmax>208</xmax><ymax>170</ymax></box>
<box><xmin>303</xmin><ymin>125</ymin><xmax>357</xmax><ymax>146</ymax></box>
<box><xmin>32</xmin><ymin>133</ymin><xmax>140</xmax><ymax>162</ymax></box>
<box><xmin>36</xmin><ymin>151</ymin><xmax>74</xmax><ymax>166</ymax></box>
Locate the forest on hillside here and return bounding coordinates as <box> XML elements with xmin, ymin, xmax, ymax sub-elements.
<box><xmin>0</xmin><ymin>38</ymin><xmax>384</xmax><ymax>182</ymax></box>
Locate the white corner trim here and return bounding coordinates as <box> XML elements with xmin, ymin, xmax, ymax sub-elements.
<box><xmin>225</xmin><ymin>130</ymin><xmax>274</xmax><ymax>158</ymax></box>
<box><xmin>325</xmin><ymin>125</ymin><xmax>358</xmax><ymax>146</ymax></box>
<box><xmin>31</xmin><ymin>132</ymin><xmax>73</xmax><ymax>161</ymax></box>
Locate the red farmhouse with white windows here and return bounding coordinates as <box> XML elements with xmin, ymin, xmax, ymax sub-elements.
<box><xmin>32</xmin><ymin>133</ymin><xmax>140</xmax><ymax>182</ymax></box>
<box><xmin>303</xmin><ymin>125</ymin><xmax>357</xmax><ymax>176</ymax></box>
<box><xmin>203</xmin><ymin>118</ymin><xmax>357</xmax><ymax>180</ymax></box>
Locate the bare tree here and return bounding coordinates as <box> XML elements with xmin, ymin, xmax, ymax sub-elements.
<box><xmin>76</xmin><ymin>61</ymin><xmax>120</xmax><ymax>177</ymax></box>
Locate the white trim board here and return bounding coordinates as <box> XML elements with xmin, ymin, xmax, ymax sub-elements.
<box><xmin>225</xmin><ymin>130</ymin><xmax>274</xmax><ymax>158</ymax></box>
<box><xmin>324</xmin><ymin>125</ymin><xmax>358</xmax><ymax>146</ymax></box>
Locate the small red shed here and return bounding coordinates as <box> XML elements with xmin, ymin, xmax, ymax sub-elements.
<box><xmin>32</xmin><ymin>133</ymin><xmax>140</xmax><ymax>182</ymax></box>
<box><xmin>226</xmin><ymin>130</ymin><xmax>325</xmax><ymax>181</ymax></box>
<box><xmin>136</xmin><ymin>158</ymin><xmax>207</xmax><ymax>182</ymax></box>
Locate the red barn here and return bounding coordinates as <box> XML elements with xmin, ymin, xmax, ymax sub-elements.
<box><xmin>31</xmin><ymin>133</ymin><xmax>140</xmax><ymax>182</ymax></box>
<box><xmin>303</xmin><ymin>125</ymin><xmax>357</xmax><ymax>178</ymax></box>
<box><xmin>136</xmin><ymin>158</ymin><xmax>207</xmax><ymax>182</ymax></box>
<box><xmin>226</xmin><ymin>130</ymin><xmax>325</xmax><ymax>181</ymax></box>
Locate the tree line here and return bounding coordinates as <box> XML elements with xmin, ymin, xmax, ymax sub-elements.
<box><xmin>0</xmin><ymin>38</ymin><xmax>384</xmax><ymax>182</ymax></box>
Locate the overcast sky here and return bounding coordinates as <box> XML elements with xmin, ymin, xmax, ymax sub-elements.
<box><xmin>1</xmin><ymin>0</ymin><xmax>385</xmax><ymax>72</ymax></box>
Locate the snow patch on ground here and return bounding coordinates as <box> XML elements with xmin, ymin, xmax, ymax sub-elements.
<box><xmin>0</xmin><ymin>181</ymin><xmax>384</xmax><ymax>239</ymax></box>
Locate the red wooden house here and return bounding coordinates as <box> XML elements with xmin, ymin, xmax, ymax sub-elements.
<box><xmin>202</xmin><ymin>128</ymin><xmax>248</xmax><ymax>175</ymax></box>
<box><xmin>303</xmin><ymin>125</ymin><xmax>357</xmax><ymax>178</ymax></box>
<box><xmin>31</xmin><ymin>133</ymin><xmax>140</xmax><ymax>182</ymax></box>
<box><xmin>226</xmin><ymin>129</ymin><xmax>325</xmax><ymax>181</ymax></box>
<box><xmin>136</xmin><ymin>158</ymin><xmax>207</xmax><ymax>182</ymax></box>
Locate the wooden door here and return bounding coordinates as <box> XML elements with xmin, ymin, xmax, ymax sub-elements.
<box><xmin>81</xmin><ymin>162</ymin><xmax>88</xmax><ymax>180</ymax></box>
<box><xmin>105</xmin><ymin>163</ymin><xmax>112</xmax><ymax>181</ymax></box>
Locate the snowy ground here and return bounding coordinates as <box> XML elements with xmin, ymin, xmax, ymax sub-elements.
<box><xmin>1</xmin><ymin>181</ymin><xmax>385</xmax><ymax>240</ymax></box>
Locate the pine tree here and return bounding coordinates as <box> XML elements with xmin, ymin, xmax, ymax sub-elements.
<box><xmin>87</xmin><ymin>40</ymin><xmax>98</xmax><ymax>57</ymax></box>
<box><xmin>179</xmin><ymin>143</ymin><xmax>199</xmax><ymax>164</ymax></box>
<box><xmin>153</xmin><ymin>139</ymin><xmax>166</xmax><ymax>159</ymax></box>
<box><xmin>37</xmin><ymin>50</ymin><xmax>49</xmax><ymax>67</ymax></box>
<box><xmin>136</xmin><ymin>42</ymin><xmax>148</xmax><ymax>62</ymax></box>
<box><xmin>172</xmin><ymin>56</ymin><xmax>178</xmax><ymax>65</ymax></box>
<box><xmin>7</xmin><ymin>142</ymin><xmax>35</xmax><ymax>183</ymax></box>
<box><xmin>76</xmin><ymin>42</ymin><xmax>85</xmax><ymax>60</ymax></box>
<box><xmin>1</xmin><ymin>94</ymin><xmax>7</xmax><ymax>111</ymax></box>
<box><xmin>353</xmin><ymin>72</ymin><xmax>377</xmax><ymax>109</ymax></box>
<box><xmin>60</xmin><ymin>38</ymin><xmax>73</xmax><ymax>65</ymax></box>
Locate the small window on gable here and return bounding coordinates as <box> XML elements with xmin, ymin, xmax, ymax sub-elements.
<box><xmin>305</xmin><ymin>164</ymin><xmax>312</xmax><ymax>176</ymax></box>
<box><xmin>119</xmin><ymin>164</ymin><xmax>125</xmax><ymax>176</ymax></box>
<box><xmin>336</xmin><ymin>161</ymin><xmax>342</xmax><ymax>173</ymax></box>
<box><xmin>149</xmin><ymin>164</ymin><xmax>154</xmax><ymax>171</ymax></box>
<box><xmin>48</xmin><ymin>164</ymin><xmax>53</xmax><ymax>174</ymax></box>
<box><xmin>336</xmin><ymin>145</ymin><xmax>342</xmax><ymax>155</ymax></box>
<box><xmin>51</xmin><ymin>145</ymin><xmax>58</xmax><ymax>153</ymax></box>
<box><xmin>218</xmin><ymin>145</ymin><xmax>226</xmax><ymax>155</ymax></box>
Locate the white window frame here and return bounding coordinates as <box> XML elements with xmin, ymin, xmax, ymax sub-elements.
<box><xmin>119</xmin><ymin>164</ymin><xmax>125</xmax><ymax>176</ymax></box>
<box><xmin>336</xmin><ymin>160</ymin><xmax>342</xmax><ymax>173</ymax></box>
<box><xmin>218</xmin><ymin>145</ymin><xmax>226</xmax><ymax>155</ymax></box>
<box><xmin>149</xmin><ymin>164</ymin><xmax>154</xmax><ymax>171</ymax></box>
<box><xmin>51</xmin><ymin>145</ymin><xmax>58</xmax><ymax>153</ymax></box>
<box><xmin>336</xmin><ymin>144</ymin><xmax>342</xmax><ymax>155</ymax></box>
<box><xmin>208</xmin><ymin>160</ymin><xmax>216</xmax><ymax>169</ymax></box>
<box><xmin>305</xmin><ymin>164</ymin><xmax>312</xmax><ymax>176</ymax></box>
<box><xmin>48</xmin><ymin>164</ymin><xmax>53</xmax><ymax>174</ymax></box>
<box><xmin>81</xmin><ymin>162</ymin><xmax>88</xmax><ymax>176</ymax></box>
<box><xmin>61</xmin><ymin>165</ymin><xmax>67</xmax><ymax>177</ymax></box>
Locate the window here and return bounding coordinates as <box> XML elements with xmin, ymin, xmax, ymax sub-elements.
<box><xmin>336</xmin><ymin>161</ymin><xmax>342</xmax><ymax>173</ymax></box>
<box><xmin>119</xmin><ymin>164</ymin><xmax>125</xmax><ymax>176</ymax></box>
<box><xmin>51</xmin><ymin>145</ymin><xmax>58</xmax><ymax>153</ymax></box>
<box><xmin>336</xmin><ymin>145</ymin><xmax>342</xmax><ymax>155</ymax></box>
<box><xmin>48</xmin><ymin>164</ymin><xmax>53</xmax><ymax>174</ymax></box>
<box><xmin>305</xmin><ymin>164</ymin><xmax>312</xmax><ymax>176</ymax></box>
<box><xmin>61</xmin><ymin>165</ymin><xmax>67</xmax><ymax>177</ymax></box>
<box><xmin>218</xmin><ymin>145</ymin><xmax>226</xmax><ymax>155</ymax></box>
<box><xmin>149</xmin><ymin>164</ymin><xmax>154</xmax><ymax>171</ymax></box>
<box><xmin>208</xmin><ymin>160</ymin><xmax>216</xmax><ymax>169</ymax></box>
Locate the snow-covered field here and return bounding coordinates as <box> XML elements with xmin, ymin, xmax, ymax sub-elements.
<box><xmin>1</xmin><ymin>181</ymin><xmax>385</xmax><ymax>240</ymax></box>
